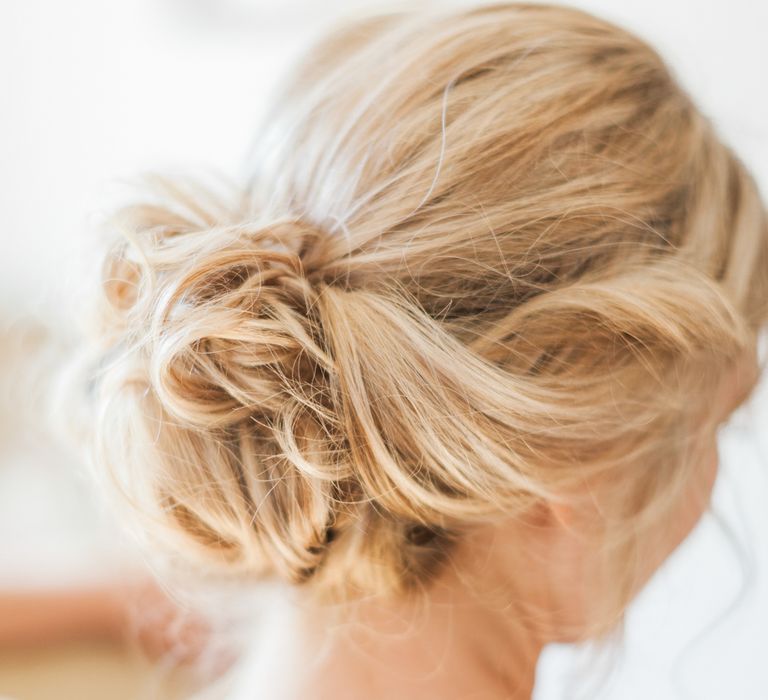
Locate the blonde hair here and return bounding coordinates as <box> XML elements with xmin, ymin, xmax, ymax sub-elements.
<box><xmin>88</xmin><ymin>2</ymin><xmax>768</xmax><ymax>623</ymax></box>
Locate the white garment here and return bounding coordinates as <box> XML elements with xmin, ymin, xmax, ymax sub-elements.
<box><xmin>225</xmin><ymin>583</ymin><xmax>305</xmax><ymax>700</ymax></box>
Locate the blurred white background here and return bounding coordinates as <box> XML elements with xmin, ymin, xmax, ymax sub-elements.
<box><xmin>0</xmin><ymin>1</ymin><xmax>766</xmax><ymax>698</ymax></box>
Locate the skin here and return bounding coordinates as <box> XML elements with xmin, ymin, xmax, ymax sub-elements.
<box><xmin>290</xmin><ymin>350</ymin><xmax>760</xmax><ymax>700</ymax></box>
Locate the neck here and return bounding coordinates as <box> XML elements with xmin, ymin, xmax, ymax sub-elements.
<box><xmin>295</xmin><ymin>516</ymin><xmax>569</xmax><ymax>699</ymax></box>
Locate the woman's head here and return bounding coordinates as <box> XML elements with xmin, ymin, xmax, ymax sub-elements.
<box><xmin>89</xmin><ymin>2</ymin><xmax>768</xmax><ymax>637</ymax></box>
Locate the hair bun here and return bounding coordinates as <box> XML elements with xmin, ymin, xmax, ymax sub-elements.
<box><xmin>92</xmin><ymin>178</ymin><xmax>497</xmax><ymax>596</ymax></box>
<box><xmin>101</xmin><ymin>189</ymin><xmax>338</xmax><ymax>431</ymax></box>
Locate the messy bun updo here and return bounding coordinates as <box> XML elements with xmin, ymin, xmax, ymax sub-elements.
<box><xmin>89</xmin><ymin>3</ymin><xmax>768</xmax><ymax>607</ymax></box>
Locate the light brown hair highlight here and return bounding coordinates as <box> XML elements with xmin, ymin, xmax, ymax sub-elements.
<box><xmin>86</xmin><ymin>3</ymin><xmax>768</xmax><ymax>624</ymax></box>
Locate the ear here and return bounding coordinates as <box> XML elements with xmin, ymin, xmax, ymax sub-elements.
<box><xmin>545</xmin><ymin>490</ymin><xmax>608</xmax><ymax>540</ymax></box>
<box><xmin>547</xmin><ymin>499</ymin><xmax>577</xmax><ymax>530</ymax></box>
<box><xmin>523</xmin><ymin>497</ymin><xmax>576</xmax><ymax>531</ymax></box>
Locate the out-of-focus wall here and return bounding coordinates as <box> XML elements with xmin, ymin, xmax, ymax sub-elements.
<box><xmin>1</xmin><ymin>0</ymin><xmax>766</xmax><ymax>320</ymax></box>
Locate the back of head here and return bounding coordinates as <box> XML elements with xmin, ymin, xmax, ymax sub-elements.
<box><xmin>89</xmin><ymin>2</ymin><xmax>768</xmax><ymax>615</ymax></box>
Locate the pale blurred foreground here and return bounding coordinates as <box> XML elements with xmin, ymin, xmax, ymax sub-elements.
<box><xmin>0</xmin><ymin>646</ymin><xmax>191</xmax><ymax>700</ymax></box>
